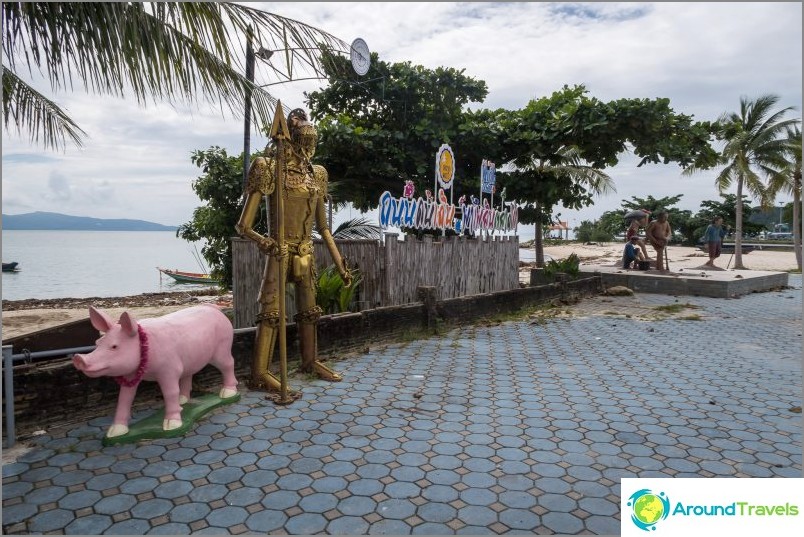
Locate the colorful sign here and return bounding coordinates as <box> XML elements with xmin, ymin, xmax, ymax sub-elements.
<box><xmin>435</xmin><ymin>144</ymin><xmax>455</xmax><ymax>190</ymax></box>
<box><xmin>378</xmin><ymin>182</ymin><xmax>518</xmax><ymax>234</ymax></box>
<box><xmin>480</xmin><ymin>160</ymin><xmax>496</xmax><ymax>194</ymax></box>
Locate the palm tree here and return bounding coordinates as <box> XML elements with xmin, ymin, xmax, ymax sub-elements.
<box><xmin>683</xmin><ymin>94</ymin><xmax>798</xmax><ymax>269</ymax></box>
<box><xmin>513</xmin><ymin>145</ymin><xmax>615</xmax><ymax>266</ymax></box>
<box><xmin>767</xmin><ymin>125</ymin><xmax>802</xmax><ymax>270</ymax></box>
<box><xmin>2</xmin><ymin>2</ymin><xmax>348</xmax><ymax>150</ymax></box>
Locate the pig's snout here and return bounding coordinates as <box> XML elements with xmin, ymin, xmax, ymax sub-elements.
<box><xmin>73</xmin><ymin>354</ymin><xmax>89</xmax><ymax>371</ymax></box>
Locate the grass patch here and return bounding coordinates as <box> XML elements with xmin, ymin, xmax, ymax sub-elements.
<box><xmin>653</xmin><ymin>303</ymin><xmax>701</xmax><ymax>314</ymax></box>
<box><xmin>678</xmin><ymin>314</ymin><xmax>703</xmax><ymax>321</ymax></box>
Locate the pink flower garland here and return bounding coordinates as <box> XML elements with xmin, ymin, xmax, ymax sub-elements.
<box><xmin>114</xmin><ymin>325</ymin><xmax>149</xmax><ymax>387</ymax></box>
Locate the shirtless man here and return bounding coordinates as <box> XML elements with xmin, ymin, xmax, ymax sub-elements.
<box><xmin>646</xmin><ymin>211</ymin><xmax>671</xmax><ymax>271</ymax></box>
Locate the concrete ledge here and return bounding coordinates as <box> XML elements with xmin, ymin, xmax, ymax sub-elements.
<box><xmin>579</xmin><ymin>265</ymin><xmax>789</xmax><ymax>298</ymax></box>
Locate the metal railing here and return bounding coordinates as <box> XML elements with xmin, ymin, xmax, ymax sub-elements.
<box><xmin>1</xmin><ymin>327</ymin><xmax>257</xmax><ymax>449</ymax></box>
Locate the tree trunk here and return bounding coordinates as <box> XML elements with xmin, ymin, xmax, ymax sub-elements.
<box><xmin>794</xmin><ymin>171</ymin><xmax>802</xmax><ymax>270</ymax></box>
<box><xmin>733</xmin><ymin>177</ymin><xmax>745</xmax><ymax>269</ymax></box>
<box><xmin>534</xmin><ymin>203</ymin><xmax>545</xmax><ymax>267</ymax></box>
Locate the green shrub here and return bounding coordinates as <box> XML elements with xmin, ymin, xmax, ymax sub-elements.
<box><xmin>543</xmin><ymin>253</ymin><xmax>580</xmax><ymax>280</ymax></box>
<box><xmin>315</xmin><ymin>265</ymin><xmax>363</xmax><ymax>314</ymax></box>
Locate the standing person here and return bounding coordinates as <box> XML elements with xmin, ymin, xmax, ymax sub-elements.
<box><xmin>625</xmin><ymin>212</ymin><xmax>650</xmax><ymax>260</ymax></box>
<box><xmin>702</xmin><ymin>216</ymin><xmax>729</xmax><ymax>268</ymax></box>
<box><xmin>646</xmin><ymin>211</ymin><xmax>672</xmax><ymax>271</ymax></box>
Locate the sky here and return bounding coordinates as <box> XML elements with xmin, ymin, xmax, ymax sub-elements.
<box><xmin>2</xmin><ymin>2</ymin><xmax>802</xmax><ymax>241</ymax></box>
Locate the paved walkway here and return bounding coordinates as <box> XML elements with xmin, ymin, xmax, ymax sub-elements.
<box><xmin>3</xmin><ymin>276</ymin><xmax>801</xmax><ymax>535</ymax></box>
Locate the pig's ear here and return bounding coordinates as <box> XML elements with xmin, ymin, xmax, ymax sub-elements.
<box><xmin>89</xmin><ymin>306</ymin><xmax>115</xmax><ymax>333</ymax></box>
<box><xmin>118</xmin><ymin>311</ymin><xmax>139</xmax><ymax>337</ymax></box>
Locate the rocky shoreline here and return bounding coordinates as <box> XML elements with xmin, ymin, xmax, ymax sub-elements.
<box><xmin>1</xmin><ymin>288</ymin><xmax>230</xmax><ymax>312</ymax></box>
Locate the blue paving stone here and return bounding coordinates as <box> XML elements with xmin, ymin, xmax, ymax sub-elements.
<box><xmin>412</xmin><ymin>522</ymin><xmax>455</xmax><ymax>534</ymax></box>
<box><xmin>347</xmin><ymin>478</ymin><xmax>384</xmax><ymax>497</ymax></box>
<box><xmin>391</xmin><ymin>465</ymin><xmax>425</xmax><ymax>482</ymax></box>
<box><xmin>499</xmin><ymin>490</ymin><xmax>538</xmax><ymax>509</ymax></box>
<box><xmin>169</xmin><ymin>502</ymin><xmax>211</xmax><ymax>523</ymax></box>
<box><xmin>534</xmin><ymin>477</ymin><xmax>571</xmax><ymax>494</ymax></box>
<box><xmin>16</xmin><ymin>448</ymin><xmax>55</xmax><ymax>464</ymax></box>
<box><xmin>193</xmin><ymin>450</ymin><xmax>226</xmax><ymax>465</ymax></box>
<box><xmin>46</xmin><ymin>451</ymin><xmax>86</xmax><ymax>467</ymax></box>
<box><xmin>146</xmin><ymin>522</ymin><xmax>193</xmax><ymax>534</ymax></box>
<box><xmin>105</xmin><ymin>518</ymin><xmax>152</xmax><ymax>535</ymax></box>
<box><xmin>262</xmin><ymin>490</ymin><xmax>302</xmax><ymax>510</ymax></box>
<box><xmin>206</xmin><ymin>505</ymin><xmax>249</xmax><ymax>527</ymax></box>
<box><xmin>369</xmin><ymin>519</ymin><xmax>413</xmax><ymax>535</ymax></box>
<box><xmin>110</xmin><ymin>457</ymin><xmax>147</xmax><ymax>474</ymax></box>
<box><xmin>339</xmin><ymin>495</ymin><xmax>378</xmax><ymax>516</ymax></box>
<box><xmin>430</xmin><ymin>454</ymin><xmax>462</xmax><ymax>470</ymax></box>
<box><xmin>498</xmin><ymin>474</ymin><xmax>534</xmax><ymax>492</ymax></box>
<box><xmin>24</xmin><ymin>485</ymin><xmax>68</xmax><ymax>504</ymax></box>
<box><xmin>458</xmin><ymin>505</ymin><xmax>497</xmax><ymax>526</ymax></box>
<box><xmin>377</xmin><ymin>498</ymin><xmax>417</xmax><ymax>519</ymax></box>
<box><xmin>117</xmin><ymin>475</ymin><xmax>159</xmax><ymax>495</ymax></box>
<box><xmin>665</xmin><ymin>458</ymin><xmax>701</xmax><ymax>473</ymax></box>
<box><xmin>240</xmin><ymin>439</ymin><xmax>270</xmax><ymax>453</ymax></box>
<box><xmin>539</xmin><ymin>493</ymin><xmax>578</xmax><ymax>512</ymax></box>
<box><xmin>298</xmin><ymin>492</ymin><xmax>340</xmax><ymax>513</ymax></box>
<box><xmin>385</xmin><ymin>481</ymin><xmax>421</xmax><ymax>499</ymax></box>
<box><xmin>173</xmin><ymin>463</ymin><xmax>211</xmax><ymax>481</ymax></box>
<box><xmin>426</xmin><ymin>469</ymin><xmax>461</xmax><ymax>486</ymax></box>
<box><xmin>2</xmin><ymin>462</ymin><xmax>30</xmax><ymax>478</ymax></box>
<box><xmin>310</xmin><ymin>476</ymin><xmax>347</xmax><ymax>493</ymax></box>
<box><xmin>542</xmin><ymin>511</ymin><xmax>584</xmax><ymax>534</ymax></box>
<box><xmin>18</xmin><ymin>465</ymin><xmax>60</xmax><ymax>482</ymax></box>
<box><xmin>78</xmin><ymin>453</ymin><xmax>117</xmax><ymax>470</ymax></box>
<box><xmin>207</xmin><ymin>466</ymin><xmax>244</xmax><ymax>484</ymax></box>
<box><xmin>630</xmin><ymin>456</ymin><xmax>666</xmax><ymax>471</ymax></box>
<box><xmin>532</xmin><ymin>463</ymin><xmax>566</xmax><ymax>478</ymax></box>
<box><xmin>0</xmin><ymin>502</ymin><xmax>38</xmax><ymax>525</ymax></box>
<box><xmin>58</xmin><ymin>488</ymin><xmax>102</xmax><ymax>510</ymax></box>
<box><xmin>65</xmin><ymin>514</ymin><xmax>113</xmax><ymax>534</ymax></box>
<box><xmin>579</xmin><ymin>497</ymin><xmax>619</xmax><ymax>516</ymax></box>
<box><xmin>422</xmin><ymin>484</ymin><xmax>460</xmax><ymax>502</ymax></box>
<box><xmin>130</xmin><ymin>497</ymin><xmax>174</xmax><ymax>519</ymax></box>
<box><xmin>84</xmin><ymin>472</ymin><xmax>126</xmax><ymax>492</ymax></box>
<box><xmin>93</xmin><ymin>494</ymin><xmax>137</xmax><ymax>515</ymax></box>
<box><xmin>131</xmin><ymin>444</ymin><xmax>167</xmax><ymax>459</ymax></box>
<box><xmin>500</xmin><ymin>508</ymin><xmax>540</xmax><ymax>530</ymax></box>
<box><xmin>737</xmin><ymin>462</ymin><xmax>775</xmax><ymax>477</ymax></box>
<box><xmin>327</xmin><ymin>516</ymin><xmax>371</xmax><ymax>535</ymax></box>
<box><xmin>252</xmin><ymin>428</ymin><xmax>282</xmax><ymax>441</ymax></box>
<box><xmin>3</xmin><ymin>479</ymin><xmax>34</xmax><ymax>499</ymax></box>
<box><xmin>28</xmin><ymin>508</ymin><xmax>75</xmax><ymax>533</ymax></box>
<box><xmin>189</xmin><ymin>483</ymin><xmax>229</xmax><ymax>503</ymax></box>
<box><xmin>256</xmin><ymin>454</ymin><xmax>291</xmax><ymax>471</ymax></box>
<box><xmin>150</xmin><ymin>479</ymin><xmax>193</xmax><ymax>501</ymax></box>
<box><xmin>585</xmin><ymin>515</ymin><xmax>622</xmax><ymax>535</ymax></box>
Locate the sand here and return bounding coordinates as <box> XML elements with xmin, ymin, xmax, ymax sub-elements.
<box><xmin>2</xmin><ymin>243</ymin><xmax>798</xmax><ymax>340</ymax></box>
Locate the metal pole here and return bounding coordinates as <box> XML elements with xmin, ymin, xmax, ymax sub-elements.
<box><xmin>4</xmin><ymin>345</ymin><xmax>16</xmax><ymax>448</ymax></box>
<box><xmin>242</xmin><ymin>28</ymin><xmax>255</xmax><ymax>192</ymax></box>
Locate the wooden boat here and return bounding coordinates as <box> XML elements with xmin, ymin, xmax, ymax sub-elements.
<box><xmin>3</xmin><ymin>262</ymin><xmax>20</xmax><ymax>272</ymax></box>
<box><xmin>157</xmin><ymin>267</ymin><xmax>220</xmax><ymax>285</ymax></box>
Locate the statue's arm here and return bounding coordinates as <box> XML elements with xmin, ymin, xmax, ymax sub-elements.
<box><xmin>235</xmin><ymin>156</ymin><xmax>277</xmax><ymax>254</ymax></box>
<box><xmin>314</xmin><ymin>167</ymin><xmax>352</xmax><ymax>287</ymax></box>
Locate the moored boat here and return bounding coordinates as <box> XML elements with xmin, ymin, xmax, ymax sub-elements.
<box><xmin>157</xmin><ymin>267</ymin><xmax>221</xmax><ymax>285</ymax></box>
<box><xmin>3</xmin><ymin>261</ymin><xmax>20</xmax><ymax>272</ymax></box>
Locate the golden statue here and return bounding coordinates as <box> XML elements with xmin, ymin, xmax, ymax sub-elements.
<box><xmin>236</xmin><ymin>102</ymin><xmax>351</xmax><ymax>402</ymax></box>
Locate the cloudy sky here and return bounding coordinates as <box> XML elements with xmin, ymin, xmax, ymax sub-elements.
<box><xmin>2</xmin><ymin>2</ymin><xmax>802</xmax><ymax>239</ymax></box>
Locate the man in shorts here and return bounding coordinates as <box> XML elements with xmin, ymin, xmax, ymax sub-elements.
<box><xmin>646</xmin><ymin>211</ymin><xmax>671</xmax><ymax>271</ymax></box>
<box><xmin>702</xmin><ymin>216</ymin><xmax>729</xmax><ymax>268</ymax></box>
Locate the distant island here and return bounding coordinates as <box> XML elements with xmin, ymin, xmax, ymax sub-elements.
<box><xmin>2</xmin><ymin>212</ymin><xmax>178</xmax><ymax>231</ymax></box>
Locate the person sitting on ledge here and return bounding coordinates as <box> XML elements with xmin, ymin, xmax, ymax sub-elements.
<box><xmin>623</xmin><ymin>236</ymin><xmax>646</xmax><ymax>269</ymax></box>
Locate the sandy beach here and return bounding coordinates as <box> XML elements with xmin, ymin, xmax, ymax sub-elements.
<box><xmin>2</xmin><ymin>243</ymin><xmax>798</xmax><ymax>341</ymax></box>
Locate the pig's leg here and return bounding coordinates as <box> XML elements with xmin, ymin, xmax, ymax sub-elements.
<box><xmin>295</xmin><ymin>253</ymin><xmax>341</xmax><ymax>382</ymax></box>
<box><xmin>108</xmin><ymin>385</ymin><xmax>138</xmax><ymax>438</ymax></box>
<box><xmin>251</xmin><ymin>253</ymin><xmax>283</xmax><ymax>392</ymax></box>
<box><xmin>210</xmin><ymin>350</ymin><xmax>238</xmax><ymax>399</ymax></box>
<box><xmin>179</xmin><ymin>375</ymin><xmax>192</xmax><ymax>405</ymax></box>
<box><xmin>158</xmin><ymin>380</ymin><xmax>184</xmax><ymax>431</ymax></box>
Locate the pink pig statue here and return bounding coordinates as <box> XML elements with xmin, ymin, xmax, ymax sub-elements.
<box><xmin>73</xmin><ymin>304</ymin><xmax>239</xmax><ymax>438</ymax></box>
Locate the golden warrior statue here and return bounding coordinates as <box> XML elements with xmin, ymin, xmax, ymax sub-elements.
<box><xmin>236</xmin><ymin>105</ymin><xmax>351</xmax><ymax>395</ymax></box>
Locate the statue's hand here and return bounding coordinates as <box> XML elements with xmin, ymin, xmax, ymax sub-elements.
<box><xmin>257</xmin><ymin>236</ymin><xmax>277</xmax><ymax>255</ymax></box>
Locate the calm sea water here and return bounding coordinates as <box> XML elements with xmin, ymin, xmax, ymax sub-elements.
<box><xmin>1</xmin><ymin>230</ymin><xmax>215</xmax><ymax>301</ymax></box>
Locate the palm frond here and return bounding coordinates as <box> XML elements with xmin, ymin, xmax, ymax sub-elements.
<box><xmin>333</xmin><ymin>217</ymin><xmax>382</xmax><ymax>240</ymax></box>
<box><xmin>2</xmin><ymin>66</ymin><xmax>87</xmax><ymax>149</ymax></box>
<box><xmin>1</xmin><ymin>2</ymin><xmax>350</xmax><ymax>150</ymax></box>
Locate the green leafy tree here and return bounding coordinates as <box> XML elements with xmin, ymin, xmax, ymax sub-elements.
<box><xmin>306</xmin><ymin>51</ymin><xmax>489</xmax><ymax>211</ymax></box>
<box><xmin>498</xmin><ymin>85</ymin><xmax>717</xmax><ymax>262</ymax></box>
<box><xmin>574</xmin><ymin>220</ymin><xmax>615</xmax><ymax>243</ymax></box>
<box><xmin>177</xmin><ymin>147</ymin><xmax>258</xmax><ymax>288</ymax></box>
<box><xmin>2</xmin><ymin>2</ymin><xmax>348</xmax><ymax>150</ymax></box>
<box><xmin>683</xmin><ymin>94</ymin><xmax>799</xmax><ymax>269</ymax></box>
<box><xmin>767</xmin><ymin>125</ymin><xmax>802</xmax><ymax>269</ymax></box>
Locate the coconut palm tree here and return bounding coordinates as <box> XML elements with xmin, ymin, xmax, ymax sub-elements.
<box><xmin>766</xmin><ymin>125</ymin><xmax>802</xmax><ymax>270</ymax></box>
<box><xmin>2</xmin><ymin>2</ymin><xmax>348</xmax><ymax>150</ymax></box>
<box><xmin>683</xmin><ymin>94</ymin><xmax>798</xmax><ymax>269</ymax></box>
<box><xmin>513</xmin><ymin>145</ymin><xmax>615</xmax><ymax>266</ymax></box>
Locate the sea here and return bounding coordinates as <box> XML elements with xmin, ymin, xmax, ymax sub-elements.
<box><xmin>1</xmin><ymin>229</ymin><xmax>545</xmax><ymax>301</ymax></box>
<box><xmin>1</xmin><ymin>230</ymin><xmax>216</xmax><ymax>301</ymax></box>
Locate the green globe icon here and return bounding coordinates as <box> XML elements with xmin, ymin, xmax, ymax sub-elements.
<box><xmin>634</xmin><ymin>494</ymin><xmax>664</xmax><ymax>525</ymax></box>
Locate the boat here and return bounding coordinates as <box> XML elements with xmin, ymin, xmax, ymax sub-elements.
<box><xmin>3</xmin><ymin>262</ymin><xmax>20</xmax><ymax>272</ymax></box>
<box><xmin>157</xmin><ymin>267</ymin><xmax>221</xmax><ymax>285</ymax></box>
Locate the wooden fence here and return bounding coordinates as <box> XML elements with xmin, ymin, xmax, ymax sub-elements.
<box><xmin>232</xmin><ymin>233</ymin><xmax>520</xmax><ymax>329</ymax></box>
